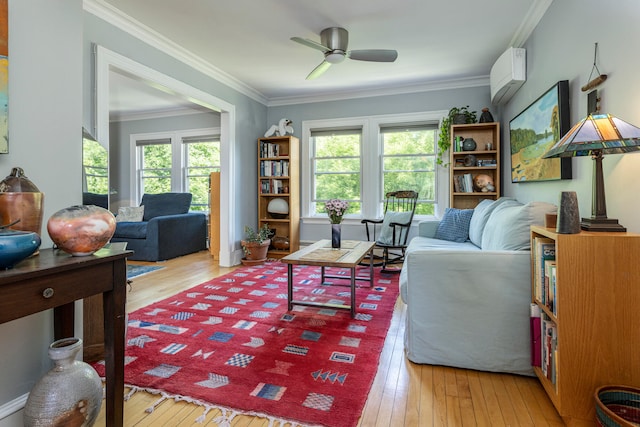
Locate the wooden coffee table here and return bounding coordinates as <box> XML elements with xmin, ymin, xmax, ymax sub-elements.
<box><xmin>281</xmin><ymin>239</ymin><xmax>375</xmax><ymax>317</ymax></box>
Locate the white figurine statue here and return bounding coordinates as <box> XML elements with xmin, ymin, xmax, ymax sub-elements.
<box><xmin>265</xmin><ymin>118</ymin><xmax>294</xmax><ymax>137</ymax></box>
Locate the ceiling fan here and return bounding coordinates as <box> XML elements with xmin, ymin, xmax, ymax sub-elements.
<box><xmin>291</xmin><ymin>27</ymin><xmax>398</xmax><ymax>80</ymax></box>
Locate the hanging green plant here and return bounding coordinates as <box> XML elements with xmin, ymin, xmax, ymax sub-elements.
<box><xmin>437</xmin><ymin>106</ymin><xmax>478</xmax><ymax>166</ymax></box>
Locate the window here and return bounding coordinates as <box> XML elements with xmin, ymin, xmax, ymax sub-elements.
<box><xmin>137</xmin><ymin>138</ymin><xmax>172</xmax><ymax>194</ymax></box>
<box><xmin>82</xmin><ymin>137</ymin><xmax>109</xmax><ymax>194</ymax></box>
<box><xmin>381</xmin><ymin>125</ymin><xmax>436</xmax><ymax>216</ymax></box>
<box><xmin>311</xmin><ymin>128</ymin><xmax>362</xmax><ymax>216</ymax></box>
<box><xmin>302</xmin><ymin>112</ymin><xmax>447</xmax><ymax>221</ymax></box>
<box><xmin>132</xmin><ymin>128</ymin><xmax>220</xmax><ymax>211</ymax></box>
<box><xmin>183</xmin><ymin>135</ymin><xmax>221</xmax><ymax>211</ymax></box>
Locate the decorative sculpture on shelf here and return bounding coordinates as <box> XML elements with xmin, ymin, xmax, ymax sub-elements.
<box><xmin>265</xmin><ymin>118</ymin><xmax>294</xmax><ymax>137</ymax></box>
<box><xmin>479</xmin><ymin>107</ymin><xmax>494</xmax><ymax>123</ymax></box>
<box><xmin>473</xmin><ymin>174</ymin><xmax>495</xmax><ymax>192</ymax></box>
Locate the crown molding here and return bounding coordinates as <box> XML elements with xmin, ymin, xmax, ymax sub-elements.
<box><xmin>509</xmin><ymin>0</ymin><xmax>554</xmax><ymax>48</ymax></box>
<box><xmin>83</xmin><ymin>0</ymin><xmax>269</xmax><ymax>105</ymax></box>
<box><xmin>266</xmin><ymin>76</ymin><xmax>490</xmax><ymax>107</ymax></box>
<box><xmin>84</xmin><ymin>0</ymin><xmax>526</xmax><ymax>107</ymax></box>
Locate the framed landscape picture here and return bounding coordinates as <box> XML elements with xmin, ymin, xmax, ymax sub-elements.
<box><xmin>509</xmin><ymin>80</ymin><xmax>572</xmax><ymax>182</ymax></box>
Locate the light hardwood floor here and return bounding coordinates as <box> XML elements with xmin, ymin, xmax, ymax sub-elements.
<box><xmin>94</xmin><ymin>251</ymin><xmax>564</xmax><ymax>426</ymax></box>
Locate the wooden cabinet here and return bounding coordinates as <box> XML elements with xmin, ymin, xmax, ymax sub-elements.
<box><xmin>449</xmin><ymin>122</ymin><xmax>500</xmax><ymax>209</ymax></box>
<box><xmin>530</xmin><ymin>226</ymin><xmax>640</xmax><ymax>425</ymax></box>
<box><xmin>258</xmin><ymin>136</ymin><xmax>299</xmax><ymax>258</ymax></box>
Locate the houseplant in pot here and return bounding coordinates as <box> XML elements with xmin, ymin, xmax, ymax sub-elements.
<box><xmin>241</xmin><ymin>223</ymin><xmax>271</xmax><ymax>265</ymax></box>
<box><xmin>437</xmin><ymin>106</ymin><xmax>478</xmax><ymax>166</ymax></box>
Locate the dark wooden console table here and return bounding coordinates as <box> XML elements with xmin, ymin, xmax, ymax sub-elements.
<box><xmin>0</xmin><ymin>247</ymin><xmax>130</xmax><ymax>427</ymax></box>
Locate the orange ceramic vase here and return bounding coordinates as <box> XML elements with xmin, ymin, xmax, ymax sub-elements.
<box><xmin>47</xmin><ymin>205</ymin><xmax>116</xmax><ymax>256</ymax></box>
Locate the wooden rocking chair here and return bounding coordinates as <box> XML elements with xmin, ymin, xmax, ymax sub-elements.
<box><xmin>361</xmin><ymin>190</ymin><xmax>418</xmax><ymax>273</ymax></box>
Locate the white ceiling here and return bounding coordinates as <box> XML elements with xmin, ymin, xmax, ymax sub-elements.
<box><xmin>91</xmin><ymin>0</ymin><xmax>553</xmax><ymax>117</ymax></box>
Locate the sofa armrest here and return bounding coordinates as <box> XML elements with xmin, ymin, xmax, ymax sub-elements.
<box><xmin>418</xmin><ymin>220</ymin><xmax>439</xmax><ymax>238</ymax></box>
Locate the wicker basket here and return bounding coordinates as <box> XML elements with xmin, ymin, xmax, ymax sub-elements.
<box><xmin>595</xmin><ymin>385</ymin><xmax>640</xmax><ymax>427</ymax></box>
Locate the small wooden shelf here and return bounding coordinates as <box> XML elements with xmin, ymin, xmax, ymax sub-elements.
<box><xmin>449</xmin><ymin>122</ymin><xmax>500</xmax><ymax>209</ymax></box>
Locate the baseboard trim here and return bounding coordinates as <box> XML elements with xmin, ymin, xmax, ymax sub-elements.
<box><xmin>0</xmin><ymin>393</ymin><xmax>27</xmax><ymax>420</ymax></box>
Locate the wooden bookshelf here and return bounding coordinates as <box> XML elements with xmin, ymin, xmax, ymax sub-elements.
<box><xmin>530</xmin><ymin>225</ymin><xmax>640</xmax><ymax>425</ymax></box>
<box><xmin>257</xmin><ymin>136</ymin><xmax>299</xmax><ymax>258</ymax></box>
<box><xmin>450</xmin><ymin>122</ymin><xmax>500</xmax><ymax>209</ymax></box>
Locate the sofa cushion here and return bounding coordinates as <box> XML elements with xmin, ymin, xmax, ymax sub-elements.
<box><xmin>482</xmin><ymin>201</ymin><xmax>556</xmax><ymax>251</ymax></box>
<box><xmin>377</xmin><ymin>211</ymin><xmax>413</xmax><ymax>245</ymax></box>
<box><xmin>468</xmin><ymin>197</ymin><xmax>514</xmax><ymax>247</ymax></box>
<box><xmin>434</xmin><ymin>208</ymin><xmax>474</xmax><ymax>243</ymax></box>
<box><xmin>113</xmin><ymin>221</ymin><xmax>148</xmax><ymax>239</ymax></box>
<box><xmin>116</xmin><ymin>206</ymin><xmax>144</xmax><ymax>222</ymax></box>
<box><xmin>141</xmin><ymin>193</ymin><xmax>192</xmax><ymax>221</ymax></box>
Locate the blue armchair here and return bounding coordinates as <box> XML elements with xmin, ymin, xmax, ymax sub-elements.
<box><xmin>111</xmin><ymin>193</ymin><xmax>207</xmax><ymax>261</ymax></box>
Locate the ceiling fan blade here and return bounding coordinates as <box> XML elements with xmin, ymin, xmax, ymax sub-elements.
<box><xmin>348</xmin><ymin>49</ymin><xmax>398</xmax><ymax>62</ymax></box>
<box><xmin>306</xmin><ymin>61</ymin><xmax>332</xmax><ymax>80</ymax></box>
<box><xmin>291</xmin><ymin>36</ymin><xmax>329</xmax><ymax>53</ymax></box>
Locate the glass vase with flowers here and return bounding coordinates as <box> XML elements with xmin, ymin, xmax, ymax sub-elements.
<box><xmin>325</xmin><ymin>199</ymin><xmax>349</xmax><ymax>248</ymax></box>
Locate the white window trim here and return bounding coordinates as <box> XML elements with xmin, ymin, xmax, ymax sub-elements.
<box><xmin>129</xmin><ymin>127</ymin><xmax>221</xmax><ymax>204</ymax></box>
<box><xmin>301</xmin><ymin>110</ymin><xmax>449</xmax><ymax>224</ymax></box>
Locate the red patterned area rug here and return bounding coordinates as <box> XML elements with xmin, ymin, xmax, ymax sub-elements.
<box><xmin>94</xmin><ymin>260</ymin><xmax>399</xmax><ymax>427</ymax></box>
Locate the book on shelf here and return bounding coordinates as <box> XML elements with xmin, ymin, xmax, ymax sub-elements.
<box><xmin>545</xmin><ymin>260</ymin><xmax>557</xmax><ymax>314</ymax></box>
<box><xmin>541</xmin><ymin>314</ymin><xmax>557</xmax><ymax>384</ymax></box>
<box><xmin>530</xmin><ymin>303</ymin><xmax>542</xmax><ymax>367</ymax></box>
<box><xmin>260</xmin><ymin>141</ymin><xmax>280</xmax><ymax>158</ymax></box>
<box><xmin>463</xmin><ymin>173</ymin><xmax>474</xmax><ymax>193</ymax></box>
<box><xmin>550</xmin><ymin>262</ymin><xmax>557</xmax><ymax>317</ymax></box>
<box><xmin>260</xmin><ymin>178</ymin><xmax>286</xmax><ymax>194</ymax></box>
<box><xmin>533</xmin><ymin>237</ymin><xmax>555</xmax><ymax>304</ymax></box>
<box><xmin>260</xmin><ymin>160</ymin><xmax>289</xmax><ymax>177</ymax></box>
<box><xmin>453</xmin><ymin>175</ymin><xmax>461</xmax><ymax>192</ymax></box>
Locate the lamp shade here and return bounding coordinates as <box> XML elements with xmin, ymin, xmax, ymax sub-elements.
<box><xmin>543</xmin><ymin>113</ymin><xmax>640</xmax><ymax>158</ymax></box>
<box><xmin>267</xmin><ymin>198</ymin><xmax>289</xmax><ymax>219</ymax></box>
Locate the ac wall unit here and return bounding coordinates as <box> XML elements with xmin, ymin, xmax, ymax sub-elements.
<box><xmin>490</xmin><ymin>47</ymin><xmax>526</xmax><ymax>105</ymax></box>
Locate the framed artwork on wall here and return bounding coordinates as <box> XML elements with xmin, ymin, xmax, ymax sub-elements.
<box><xmin>0</xmin><ymin>0</ymin><xmax>7</xmax><ymax>154</ymax></box>
<box><xmin>509</xmin><ymin>80</ymin><xmax>572</xmax><ymax>182</ymax></box>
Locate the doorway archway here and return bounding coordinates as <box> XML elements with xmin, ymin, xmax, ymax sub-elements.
<box><xmin>94</xmin><ymin>45</ymin><xmax>236</xmax><ymax>266</ymax></box>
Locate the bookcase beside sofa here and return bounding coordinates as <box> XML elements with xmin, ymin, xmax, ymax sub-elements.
<box><xmin>530</xmin><ymin>225</ymin><xmax>640</xmax><ymax>425</ymax></box>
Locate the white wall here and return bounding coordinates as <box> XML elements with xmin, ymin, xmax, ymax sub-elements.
<box><xmin>501</xmin><ymin>0</ymin><xmax>640</xmax><ymax>232</ymax></box>
<box><xmin>0</xmin><ymin>0</ymin><xmax>83</xmax><ymax>424</ymax></box>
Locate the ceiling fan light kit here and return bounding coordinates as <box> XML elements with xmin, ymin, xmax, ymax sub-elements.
<box><xmin>291</xmin><ymin>27</ymin><xmax>398</xmax><ymax>80</ymax></box>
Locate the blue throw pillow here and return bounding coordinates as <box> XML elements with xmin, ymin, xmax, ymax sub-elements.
<box><xmin>435</xmin><ymin>208</ymin><xmax>474</xmax><ymax>243</ymax></box>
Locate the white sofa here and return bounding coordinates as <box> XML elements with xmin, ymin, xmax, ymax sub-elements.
<box><xmin>399</xmin><ymin>198</ymin><xmax>556</xmax><ymax>376</ymax></box>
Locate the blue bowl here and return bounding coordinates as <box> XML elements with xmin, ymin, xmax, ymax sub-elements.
<box><xmin>0</xmin><ymin>230</ymin><xmax>41</xmax><ymax>269</ymax></box>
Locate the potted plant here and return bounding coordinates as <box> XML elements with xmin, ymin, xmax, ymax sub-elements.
<box><xmin>437</xmin><ymin>106</ymin><xmax>478</xmax><ymax>166</ymax></box>
<box><xmin>241</xmin><ymin>223</ymin><xmax>271</xmax><ymax>265</ymax></box>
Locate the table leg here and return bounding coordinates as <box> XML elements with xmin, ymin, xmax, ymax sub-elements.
<box><xmin>350</xmin><ymin>266</ymin><xmax>356</xmax><ymax>318</ymax></box>
<box><xmin>103</xmin><ymin>260</ymin><xmax>127</xmax><ymax>427</ymax></box>
<box><xmin>321</xmin><ymin>265</ymin><xmax>325</xmax><ymax>283</ymax></box>
<box><xmin>287</xmin><ymin>263</ymin><xmax>293</xmax><ymax>311</ymax></box>
<box><xmin>53</xmin><ymin>303</ymin><xmax>75</xmax><ymax>340</ymax></box>
<box><xmin>369</xmin><ymin>246</ymin><xmax>374</xmax><ymax>287</ymax></box>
